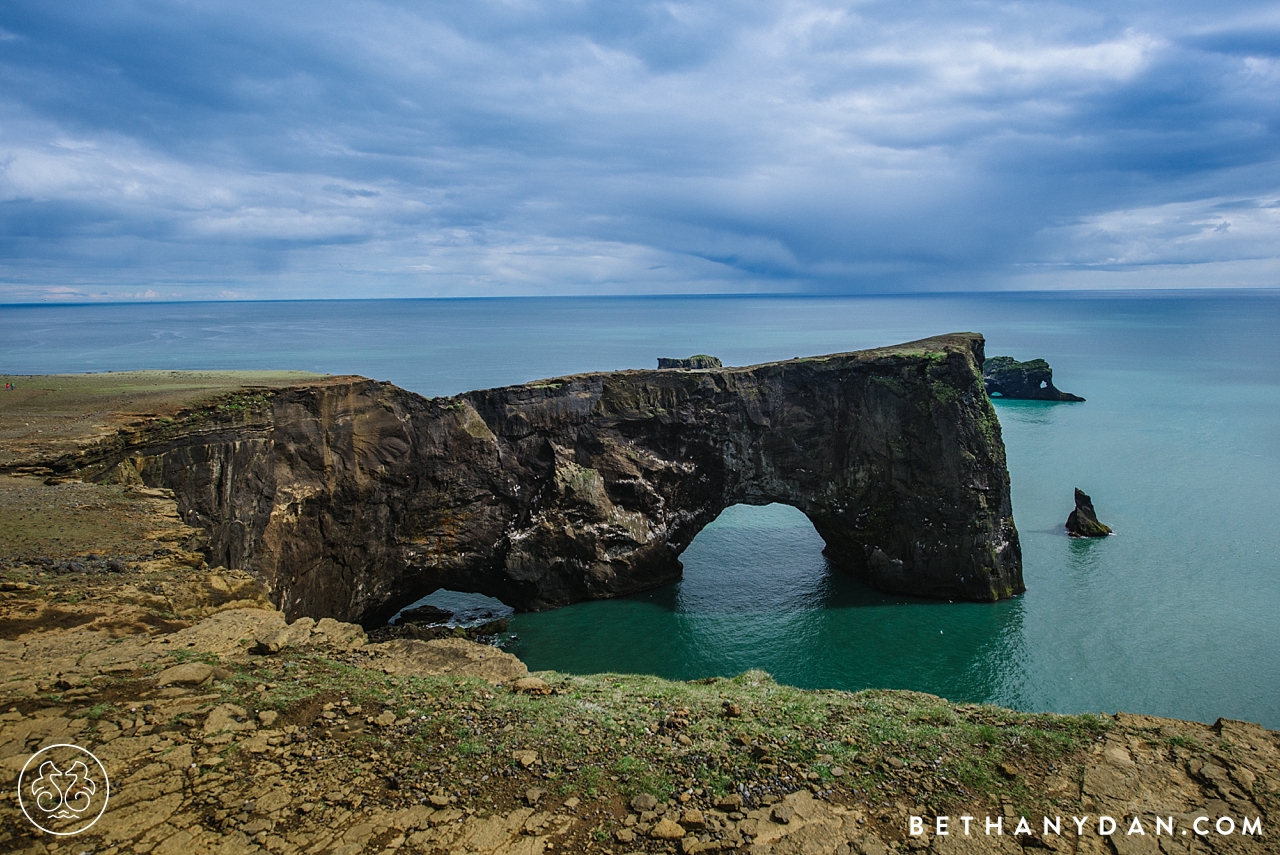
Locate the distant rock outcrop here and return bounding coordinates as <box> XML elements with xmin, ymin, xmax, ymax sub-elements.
<box><xmin>983</xmin><ymin>356</ymin><xmax>1084</xmax><ymax>401</ymax></box>
<box><xmin>1066</xmin><ymin>488</ymin><xmax>1112</xmax><ymax>537</ymax></box>
<box><xmin>657</xmin><ymin>354</ymin><xmax>723</xmax><ymax>369</ymax></box>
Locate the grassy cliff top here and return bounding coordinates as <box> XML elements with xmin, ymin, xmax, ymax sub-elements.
<box><xmin>0</xmin><ymin>370</ymin><xmax>323</xmax><ymax>467</ymax></box>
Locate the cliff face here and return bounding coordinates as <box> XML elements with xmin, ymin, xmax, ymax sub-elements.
<box><xmin>56</xmin><ymin>333</ymin><xmax>1022</xmax><ymax>624</ymax></box>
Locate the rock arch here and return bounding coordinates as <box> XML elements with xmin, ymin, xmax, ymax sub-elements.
<box><xmin>89</xmin><ymin>333</ymin><xmax>1023</xmax><ymax>624</ymax></box>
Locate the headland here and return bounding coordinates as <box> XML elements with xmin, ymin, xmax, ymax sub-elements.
<box><xmin>6</xmin><ymin>334</ymin><xmax>1021</xmax><ymax>626</ymax></box>
<box><xmin>0</xmin><ymin>363</ymin><xmax>1274</xmax><ymax>854</ymax></box>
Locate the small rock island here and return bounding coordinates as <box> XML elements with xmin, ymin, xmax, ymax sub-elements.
<box><xmin>983</xmin><ymin>355</ymin><xmax>1084</xmax><ymax>401</ymax></box>
<box><xmin>1066</xmin><ymin>488</ymin><xmax>1112</xmax><ymax>537</ymax></box>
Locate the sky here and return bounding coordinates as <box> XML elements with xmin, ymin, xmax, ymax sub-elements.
<box><xmin>1</xmin><ymin>1</ymin><xmax>1278</xmax><ymax>301</ymax></box>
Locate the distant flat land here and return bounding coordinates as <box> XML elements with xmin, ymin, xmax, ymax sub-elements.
<box><xmin>0</xmin><ymin>370</ymin><xmax>322</xmax><ymax>468</ymax></box>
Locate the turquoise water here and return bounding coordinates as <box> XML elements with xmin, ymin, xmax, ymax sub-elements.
<box><xmin>3</xmin><ymin>292</ymin><xmax>1278</xmax><ymax>727</ymax></box>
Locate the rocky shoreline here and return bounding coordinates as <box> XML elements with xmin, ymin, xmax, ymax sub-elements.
<box><xmin>0</xmin><ymin>371</ymin><xmax>1276</xmax><ymax>854</ymax></box>
<box><xmin>0</xmin><ymin>553</ymin><xmax>1275</xmax><ymax>855</ymax></box>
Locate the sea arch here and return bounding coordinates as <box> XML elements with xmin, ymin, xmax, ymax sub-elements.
<box><xmin>372</xmin><ymin>335</ymin><xmax>1021</xmax><ymax>622</ymax></box>
<box><xmin>97</xmin><ymin>333</ymin><xmax>1022</xmax><ymax>625</ymax></box>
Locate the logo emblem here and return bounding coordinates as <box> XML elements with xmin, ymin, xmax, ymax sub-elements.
<box><xmin>17</xmin><ymin>744</ymin><xmax>110</xmax><ymax>836</ymax></box>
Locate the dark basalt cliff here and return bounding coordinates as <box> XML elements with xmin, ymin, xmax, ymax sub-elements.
<box><xmin>45</xmin><ymin>333</ymin><xmax>1023</xmax><ymax>625</ymax></box>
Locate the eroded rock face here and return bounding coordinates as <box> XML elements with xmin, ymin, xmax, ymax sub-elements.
<box><xmin>983</xmin><ymin>356</ymin><xmax>1084</xmax><ymax>401</ymax></box>
<box><xmin>55</xmin><ymin>333</ymin><xmax>1022</xmax><ymax>624</ymax></box>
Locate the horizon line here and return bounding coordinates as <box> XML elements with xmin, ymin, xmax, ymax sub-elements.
<box><xmin>3</xmin><ymin>286</ymin><xmax>1280</xmax><ymax>310</ymax></box>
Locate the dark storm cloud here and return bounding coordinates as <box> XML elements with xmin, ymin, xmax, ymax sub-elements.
<box><xmin>1</xmin><ymin>0</ymin><xmax>1278</xmax><ymax>299</ymax></box>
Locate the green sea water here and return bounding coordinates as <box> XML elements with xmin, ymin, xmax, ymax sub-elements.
<box><xmin>498</xmin><ymin>296</ymin><xmax>1280</xmax><ymax>729</ymax></box>
<box><xmin>4</xmin><ymin>291</ymin><xmax>1278</xmax><ymax>727</ymax></box>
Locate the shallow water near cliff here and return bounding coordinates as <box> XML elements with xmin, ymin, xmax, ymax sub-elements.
<box><xmin>3</xmin><ymin>291</ymin><xmax>1279</xmax><ymax>728</ymax></box>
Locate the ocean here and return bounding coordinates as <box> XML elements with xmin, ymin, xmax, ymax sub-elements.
<box><xmin>3</xmin><ymin>291</ymin><xmax>1278</xmax><ymax>728</ymax></box>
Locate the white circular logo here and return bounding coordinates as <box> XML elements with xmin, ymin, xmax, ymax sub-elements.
<box><xmin>17</xmin><ymin>743</ymin><xmax>110</xmax><ymax>836</ymax></box>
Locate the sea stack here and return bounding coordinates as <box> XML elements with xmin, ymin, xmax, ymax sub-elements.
<box><xmin>982</xmin><ymin>356</ymin><xmax>1084</xmax><ymax>401</ymax></box>
<box><xmin>1066</xmin><ymin>488</ymin><xmax>1112</xmax><ymax>537</ymax></box>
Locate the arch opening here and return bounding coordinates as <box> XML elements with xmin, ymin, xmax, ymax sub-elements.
<box><xmin>389</xmin><ymin>589</ymin><xmax>513</xmax><ymax>626</ymax></box>
<box><xmin>505</xmin><ymin>500</ymin><xmax>1024</xmax><ymax>694</ymax></box>
<box><xmin>376</xmin><ymin>589</ymin><xmax>515</xmax><ymax>641</ymax></box>
<box><xmin>674</xmin><ymin>503</ymin><xmax>834</xmax><ymax>615</ymax></box>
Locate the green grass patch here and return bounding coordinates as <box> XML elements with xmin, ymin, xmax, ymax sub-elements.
<box><xmin>191</xmin><ymin>649</ymin><xmax>1110</xmax><ymax>817</ymax></box>
<box><xmin>75</xmin><ymin>702</ymin><xmax>114</xmax><ymax>720</ymax></box>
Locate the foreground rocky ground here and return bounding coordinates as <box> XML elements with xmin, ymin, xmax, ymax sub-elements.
<box><xmin>0</xmin><ymin>374</ymin><xmax>1276</xmax><ymax>854</ymax></box>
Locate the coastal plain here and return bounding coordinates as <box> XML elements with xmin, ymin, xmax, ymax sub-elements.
<box><xmin>0</xmin><ymin>373</ymin><xmax>1276</xmax><ymax>854</ymax></box>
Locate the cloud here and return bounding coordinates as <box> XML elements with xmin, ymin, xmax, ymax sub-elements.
<box><xmin>1028</xmin><ymin>195</ymin><xmax>1280</xmax><ymax>264</ymax></box>
<box><xmin>0</xmin><ymin>0</ymin><xmax>1278</xmax><ymax>300</ymax></box>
